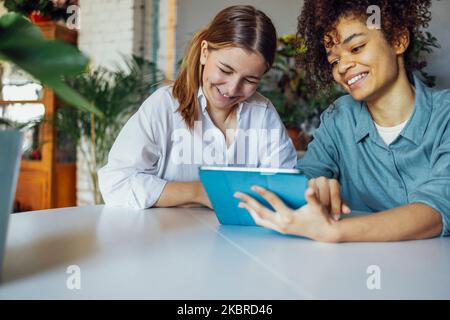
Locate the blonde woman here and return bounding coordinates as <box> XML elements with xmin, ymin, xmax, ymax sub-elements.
<box><xmin>98</xmin><ymin>5</ymin><xmax>297</xmax><ymax>209</ymax></box>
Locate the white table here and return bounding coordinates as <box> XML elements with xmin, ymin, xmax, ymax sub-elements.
<box><xmin>0</xmin><ymin>205</ymin><xmax>449</xmax><ymax>299</ymax></box>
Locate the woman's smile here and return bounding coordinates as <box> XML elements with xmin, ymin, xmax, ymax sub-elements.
<box><xmin>346</xmin><ymin>71</ymin><xmax>369</xmax><ymax>91</ymax></box>
<box><xmin>215</xmin><ymin>86</ymin><xmax>239</xmax><ymax>103</ymax></box>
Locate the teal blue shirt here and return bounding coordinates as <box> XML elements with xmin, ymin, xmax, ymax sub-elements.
<box><xmin>298</xmin><ymin>76</ymin><xmax>450</xmax><ymax>237</ymax></box>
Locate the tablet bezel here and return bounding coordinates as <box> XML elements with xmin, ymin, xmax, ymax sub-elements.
<box><xmin>200</xmin><ymin>166</ymin><xmax>300</xmax><ymax>174</ymax></box>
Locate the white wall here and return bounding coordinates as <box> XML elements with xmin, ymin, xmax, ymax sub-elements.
<box><xmin>176</xmin><ymin>0</ymin><xmax>301</xmax><ymax>63</ymax></box>
<box><xmin>78</xmin><ymin>0</ymin><xmax>135</xmax><ymax>70</ymax></box>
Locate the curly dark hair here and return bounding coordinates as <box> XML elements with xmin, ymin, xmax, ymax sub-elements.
<box><xmin>296</xmin><ymin>0</ymin><xmax>433</xmax><ymax>91</ymax></box>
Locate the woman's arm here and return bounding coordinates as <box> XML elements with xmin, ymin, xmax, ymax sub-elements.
<box><xmin>336</xmin><ymin>203</ymin><xmax>442</xmax><ymax>242</ymax></box>
<box><xmin>154</xmin><ymin>181</ymin><xmax>212</xmax><ymax>209</ymax></box>
<box><xmin>99</xmin><ymin>87</ymin><xmax>208</xmax><ymax>210</ymax></box>
<box><xmin>235</xmin><ymin>186</ymin><xmax>443</xmax><ymax>243</ymax></box>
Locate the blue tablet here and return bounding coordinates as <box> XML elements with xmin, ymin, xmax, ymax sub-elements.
<box><xmin>199</xmin><ymin>166</ymin><xmax>309</xmax><ymax>226</ymax></box>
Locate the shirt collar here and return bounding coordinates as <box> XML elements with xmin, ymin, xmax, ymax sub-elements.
<box><xmin>197</xmin><ymin>86</ymin><xmax>208</xmax><ymax>113</ymax></box>
<box><xmin>400</xmin><ymin>74</ymin><xmax>433</xmax><ymax>145</ymax></box>
<box><xmin>354</xmin><ymin>74</ymin><xmax>433</xmax><ymax>146</ymax></box>
<box><xmin>354</xmin><ymin>101</ymin><xmax>374</xmax><ymax>143</ymax></box>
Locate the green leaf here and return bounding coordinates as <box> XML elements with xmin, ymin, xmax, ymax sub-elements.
<box><xmin>0</xmin><ymin>12</ymin><xmax>103</xmax><ymax>117</ymax></box>
<box><xmin>0</xmin><ymin>12</ymin><xmax>45</xmax><ymax>48</ymax></box>
<box><xmin>46</xmin><ymin>78</ymin><xmax>103</xmax><ymax>117</ymax></box>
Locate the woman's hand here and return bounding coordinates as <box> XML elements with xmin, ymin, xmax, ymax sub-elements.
<box><xmin>234</xmin><ymin>185</ymin><xmax>343</xmax><ymax>242</ymax></box>
<box><xmin>308</xmin><ymin>177</ymin><xmax>351</xmax><ymax>221</ymax></box>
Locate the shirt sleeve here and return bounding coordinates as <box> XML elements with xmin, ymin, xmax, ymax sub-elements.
<box><xmin>98</xmin><ymin>91</ymin><xmax>169</xmax><ymax>210</ymax></box>
<box><xmin>409</xmin><ymin>123</ymin><xmax>450</xmax><ymax>237</ymax></box>
<box><xmin>297</xmin><ymin>108</ymin><xmax>340</xmax><ymax>179</ymax></box>
<box><xmin>258</xmin><ymin>102</ymin><xmax>298</xmax><ymax>169</ymax></box>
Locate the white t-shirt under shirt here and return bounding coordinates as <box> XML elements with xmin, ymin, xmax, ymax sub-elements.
<box><xmin>98</xmin><ymin>85</ymin><xmax>297</xmax><ymax>209</ymax></box>
<box><xmin>374</xmin><ymin>118</ymin><xmax>409</xmax><ymax>145</ymax></box>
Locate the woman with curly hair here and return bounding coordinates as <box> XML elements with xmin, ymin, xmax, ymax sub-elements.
<box><xmin>236</xmin><ymin>0</ymin><xmax>450</xmax><ymax>242</ymax></box>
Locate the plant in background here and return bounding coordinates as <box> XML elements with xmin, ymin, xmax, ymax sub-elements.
<box><xmin>1</xmin><ymin>11</ymin><xmax>102</xmax><ymax>158</ymax></box>
<box><xmin>55</xmin><ymin>56</ymin><xmax>162</xmax><ymax>204</ymax></box>
<box><xmin>2</xmin><ymin>0</ymin><xmax>78</xmax><ymax>22</ymax></box>
<box><xmin>411</xmin><ymin>31</ymin><xmax>441</xmax><ymax>87</ymax></box>
<box><xmin>260</xmin><ymin>34</ymin><xmax>344</xmax><ymax>150</ymax></box>
<box><xmin>264</xmin><ymin>34</ymin><xmax>345</xmax><ymax>128</ymax></box>
<box><xmin>0</xmin><ymin>13</ymin><xmax>101</xmax><ymax>117</ymax></box>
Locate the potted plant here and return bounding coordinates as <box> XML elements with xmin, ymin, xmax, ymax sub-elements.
<box><xmin>55</xmin><ymin>57</ymin><xmax>162</xmax><ymax>204</ymax></box>
<box><xmin>2</xmin><ymin>0</ymin><xmax>78</xmax><ymax>23</ymax></box>
<box><xmin>260</xmin><ymin>34</ymin><xmax>344</xmax><ymax>150</ymax></box>
<box><xmin>0</xmin><ymin>12</ymin><xmax>101</xmax><ymax>272</ymax></box>
<box><xmin>410</xmin><ymin>31</ymin><xmax>441</xmax><ymax>87</ymax></box>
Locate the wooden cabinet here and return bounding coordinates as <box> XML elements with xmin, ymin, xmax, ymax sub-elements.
<box><xmin>0</xmin><ymin>22</ymin><xmax>78</xmax><ymax>211</ymax></box>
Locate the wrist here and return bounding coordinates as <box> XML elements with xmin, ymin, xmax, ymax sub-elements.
<box><xmin>333</xmin><ymin>219</ymin><xmax>345</xmax><ymax>242</ymax></box>
<box><xmin>322</xmin><ymin>219</ymin><xmax>344</xmax><ymax>243</ymax></box>
<box><xmin>192</xmin><ymin>181</ymin><xmax>204</xmax><ymax>204</ymax></box>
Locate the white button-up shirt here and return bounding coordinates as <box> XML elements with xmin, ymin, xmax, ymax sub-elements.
<box><xmin>98</xmin><ymin>86</ymin><xmax>297</xmax><ymax>209</ymax></box>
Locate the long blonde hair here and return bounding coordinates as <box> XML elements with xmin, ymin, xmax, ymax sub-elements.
<box><xmin>172</xmin><ymin>5</ymin><xmax>277</xmax><ymax>129</ymax></box>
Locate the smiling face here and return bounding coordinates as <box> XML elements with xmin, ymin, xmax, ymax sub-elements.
<box><xmin>325</xmin><ymin>16</ymin><xmax>409</xmax><ymax>102</ymax></box>
<box><xmin>199</xmin><ymin>41</ymin><xmax>267</xmax><ymax>111</ymax></box>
